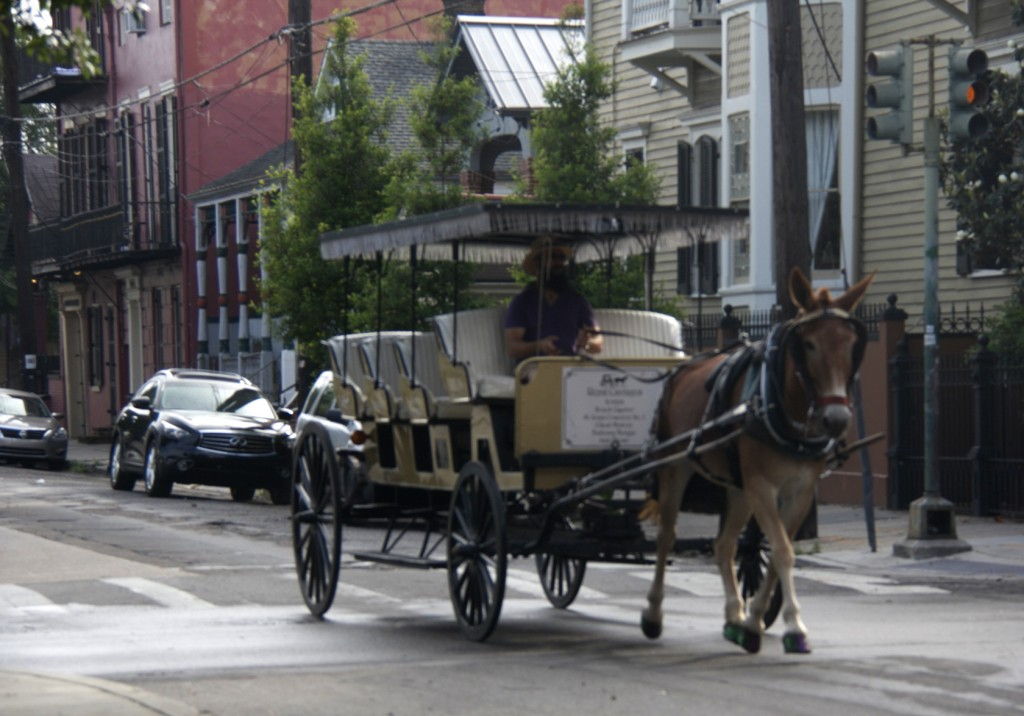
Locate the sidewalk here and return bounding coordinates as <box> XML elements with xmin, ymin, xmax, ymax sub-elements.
<box><xmin>0</xmin><ymin>671</ymin><xmax>198</xmax><ymax>716</ymax></box>
<box><xmin>66</xmin><ymin>439</ymin><xmax>113</xmax><ymax>475</ymax></box>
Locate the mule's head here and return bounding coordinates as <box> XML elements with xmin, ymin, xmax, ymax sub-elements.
<box><xmin>786</xmin><ymin>268</ymin><xmax>874</xmax><ymax>438</ymax></box>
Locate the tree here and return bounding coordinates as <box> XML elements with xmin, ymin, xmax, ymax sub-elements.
<box><xmin>380</xmin><ymin>18</ymin><xmax>485</xmax><ymax>218</ymax></box>
<box><xmin>525</xmin><ymin>42</ymin><xmax>659</xmax><ymax>204</ymax></box>
<box><xmin>940</xmin><ymin>9</ymin><xmax>1024</xmax><ymax>359</ymax></box>
<box><xmin>258</xmin><ymin>18</ymin><xmax>394</xmax><ymax>364</ymax></box>
<box><xmin>521</xmin><ymin>39</ymin><xmax>664</xmax><ymax>311</ymax></box>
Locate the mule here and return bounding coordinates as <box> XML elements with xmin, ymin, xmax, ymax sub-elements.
<box><xmin>642</xmin><ymin>268</ymin><xmax>873</xmax><ymax>654</ymax></box>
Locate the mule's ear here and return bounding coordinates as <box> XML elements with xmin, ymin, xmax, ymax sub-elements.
<box><xmin>788</xmin><ymin>267</ymin><xmax>815</xmax><ymax>311</ymax></box>
<box><xmin>833</xmin><ymin>272</ymin><xmax>875</xmax><ymax>313</ymax></box>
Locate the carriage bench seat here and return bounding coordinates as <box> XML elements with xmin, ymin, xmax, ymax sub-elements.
<box><xmin>430</xmin><ymin>307</ymin><xmax>516</xmax><ymax>401</ymax></box>
<box><xmin>592</xmin><ymin>308</ymin><xmax>686</xmax><ymax>359</ymax></box>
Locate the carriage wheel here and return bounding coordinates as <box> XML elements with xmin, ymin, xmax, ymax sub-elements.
<box><xmin>736</xmin><ymin>519</ymin><xmax>783</xmax><ymax>629</ymax></box>
<box><xmin>446</xmin><ymin>461</ymin><xmax>507</xmax><ymax>642</ymax></box>
<box><xmin>535</xmin><ymin>517</ymin><xmax>587</xmax><ymax>609</ymax></box>
<box><xmin>291</xmin><ymin>430</ymin><xmax>342</xmax><ymax>618</ymax></box>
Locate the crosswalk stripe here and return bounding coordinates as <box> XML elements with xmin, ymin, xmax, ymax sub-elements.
<box><xmin>102</xmin><ymin>577</ymin><xmax>216</xmax><ymax>608</ymax></box>
<box><xmin>629</xmin><ymin>570</ymin><xmax>723</xmax><ymax>597</ymax></box>
<box><xmin>0</xmin><ymin>583</ymin><xmax>63</xmax><ymax>611</ymax></box>
<box><xmin>791</xmin><ymin>568</ymin><xmax>949</xmax><ymax>595</ymax></box>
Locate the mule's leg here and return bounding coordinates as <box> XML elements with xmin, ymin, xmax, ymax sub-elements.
<box><xmin>641</xmin><ymin>467</ymin><xmax>688</xmax><ymax>639</ymax></box>
<box><xmin>714</xmin><ymin>490</ymin><xmax>762</xmax><ymax>653</ymax></box>
<box><xmin>744</xmin><ymin>476</ymin><xmax>812</xmax><ymax>654</ymax></box>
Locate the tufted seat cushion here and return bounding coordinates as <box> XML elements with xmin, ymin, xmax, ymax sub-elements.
<box><xmin>430</xmin><ymin>307</ymin><xmax>516</xmax><ymax>400</ymax></box>
<box><xmin>592</xmin><ymin>309</ymin><xmax>686</xmax><ymax>358</ymax></box>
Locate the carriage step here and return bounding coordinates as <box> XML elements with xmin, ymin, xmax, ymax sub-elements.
<box><xmin>351</xmin><ymin>551</ymin><xmax>446</xmax><ymax>569</ymax></box>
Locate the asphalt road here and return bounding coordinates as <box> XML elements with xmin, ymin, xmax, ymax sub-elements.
<box><xmin>2</xmin><ymin>462</ymin><xmax>1023</xmax><ymax>715</ymax></box>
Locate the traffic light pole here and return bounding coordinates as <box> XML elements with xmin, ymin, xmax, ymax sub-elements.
<box><xmin>893</xmin><ymin>39</ymin><xmax>971</xmax><ymax>558</ymax></box>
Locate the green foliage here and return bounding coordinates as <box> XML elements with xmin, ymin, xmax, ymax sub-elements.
<box><xmin>523</xmin><ymin>42</ymin><xmax>660</xmax><ymax>204</ymax></box>
<box><xmin>380</xmin><ymin>19</ymin><xmax>485</xmax><ymax>218</ymax></box>
<box><xmin>986</xmin><ymin>295</ymin><xmax>1024</xmax><ymax>362</ymax></box>
<box><xmin>258</xmin><ymin>18</ymin><xmax>393</xmax><ymax>364</ymax></box>
<box><xmin>940</xmin><ymin>60</ymin><xmax>1024</xmax><ymax>275</ymax></box>
<box><xmin>345</xmin><ymin>258</ymin><xmax>490</xmax><ymax>332</ymax></box>
<box><xmin>574</xmin><ymin>255</ymin><xmax>677</xmax><ymax>314</ymax></box>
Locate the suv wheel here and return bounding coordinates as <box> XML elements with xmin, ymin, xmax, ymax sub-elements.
<box><xmin>109</xmin><ymin>437</ymin><xmax>136</xmax><ymax>491</ymax></box>
<box><xmin>143</xmin><ymin>440</ymin><xmax>173</xmax><ymax>497</ymax></box>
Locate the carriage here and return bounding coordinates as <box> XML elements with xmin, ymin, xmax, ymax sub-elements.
<box><xmin>289</xmin><ymin>202</ymin><xmax>873</xmax><ymax>648</ymax></box>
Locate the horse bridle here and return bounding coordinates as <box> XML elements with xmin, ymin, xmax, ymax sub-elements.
<box><xmin>781</xmin><ymin>307</ymin><xmax>868</xmax><ymax>411</ymax></box>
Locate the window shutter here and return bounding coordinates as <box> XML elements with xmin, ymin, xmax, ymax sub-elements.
<box><xmin>677</xmin><ymin>141</ymin><xmax>693</xmax><ymax>207</ymax></box>
<box><xmin>698</xmin><ymin>136</ymin><xmax>719</xmax><ymax>207</ymax></box>
<box><xmin>676</xmin><ymin>247</ymin><xmax>693</xmax><ymax>295</ymax></box>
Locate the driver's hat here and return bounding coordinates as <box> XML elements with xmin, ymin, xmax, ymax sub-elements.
<box><xmin>522</xmin><ymin>236</ymin><xmax>572</xmax><ymax>277</ymax></box>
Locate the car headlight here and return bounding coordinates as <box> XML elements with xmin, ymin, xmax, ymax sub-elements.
<box><xmin>46</xmin><ymin>427</ymin><xmax>68</xmax><ymax>439</ymax></box>
<box><xmin>163</xmin><ymin>424</ymin><xmax>192</xmax><ymax>440</ymax></box>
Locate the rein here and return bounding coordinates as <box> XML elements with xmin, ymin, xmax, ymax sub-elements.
<box><xmin>587</xmin><ymin>329</ymin><xmax>685</xmax><ymax>354</ymax></box>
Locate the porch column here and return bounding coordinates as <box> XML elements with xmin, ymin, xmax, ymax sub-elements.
<box><xmin>115</xmin><ymin>267</ymin><xmax>144</xmax><ymax>391</ymax></box>
<box><xmin>195</xmin><ymin>206</ymin><xmax>209</xmax><ymax>365</ymax></box>
<box><xmin>236</xmin><ymin>197</ymin><xmax>250</xmax><ymax>353</ymax></box>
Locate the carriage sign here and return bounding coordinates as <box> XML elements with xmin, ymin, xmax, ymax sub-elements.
<box><xmin>561</xmin><ymin>366</ymin><xmax>667</xmax><ymax>450</ymax></box>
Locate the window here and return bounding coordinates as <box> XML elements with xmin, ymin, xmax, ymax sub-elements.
<box><xmin>59</xmin><ymin>119</ymin><xmax>110</xmax><ymax>218</ymax></box>
<box><xmin>728</xmin><ymin>113</ymin><xmax>750</xmax><ymax>203</ymax></box>
<box><xmin>88</xmin><ymin>306</ymin><xmax>104</xmax><ymax>388</ymax></box>
<box><xmin>115</xmin><ymin>111</ymin><xmax>136</xmax><ymax>244</ymax></box>
<box><xmin>160</xmin><ymin>0</ymin><xmax>173</xmax><ymax>25</ymax></box>
<box><xmin>677</xmin><ymin>136</ymin><xmax>719</xmax><ymax>208</ymax></box>
<box><xmin>807</xmin><ymin>110</ymin><xmax>840</xmax><ymax>270</ymax></box>
<box><xmin>676</xmin><ymin>242</ymin><xmax>719</xmax><ymax>296</ymax></box>
<box><xmin>123</xmin><ymin>7</ymin><xmax>146</xmax><ymax>36</ymax></box>
<box><xmin>141</xmin><ymin>103</ymin><xmax>155</xmax><ymax>246</ymax></box>
<box><xmin>155</xmin><ymin>96</ymin><xmax>178</xmax><ymax>246</ymax></box>
<box><xmin>732</xmin><ymin>234</ymin><xmax>750</xmax><ymax>284</ymax></box>
<box><xmin>170</xmin><ymin>286</ymin><xmax>182</xmax><ymax>366</ymax></box>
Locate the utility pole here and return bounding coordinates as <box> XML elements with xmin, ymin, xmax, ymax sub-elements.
<box><xmin>0</xmin><ymin>12</ymin><xmax>37</xmax><ymax>392</ymax></box>
<box><xmin>766</xmin><ymin>0</ymin><xmax>812</xmax><ymax>317</ymax></box>
<box><xmin>287</xmin><ymin>0</ymin><xmax>313</xmax><ymax>403</ymax></box>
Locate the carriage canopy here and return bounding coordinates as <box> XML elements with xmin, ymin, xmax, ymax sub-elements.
<box><xmin>319</xmin><ymin>201</ymin><xmax>749</xmax><ymax>264</ymax></box>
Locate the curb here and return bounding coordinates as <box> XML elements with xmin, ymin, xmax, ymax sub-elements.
<box><xmin>0</xmin><ymin>671</ymin><xmax>199</xmax><ymax>716</ymax></box>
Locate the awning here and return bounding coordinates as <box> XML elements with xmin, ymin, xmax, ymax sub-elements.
<box><xmin>319</xmin><ymin>202</ymin><xmax>749</xmax><ymax>265</ymax></box>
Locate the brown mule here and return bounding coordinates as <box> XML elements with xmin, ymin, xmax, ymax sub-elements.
<box><xmin>641</xmin><ymin>268</ymin><xmax>874</xmax><ymax>654</ymax></box>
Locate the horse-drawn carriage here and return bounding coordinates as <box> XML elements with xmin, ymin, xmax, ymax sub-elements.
<box><xmin>290</xmin><ymin>202</ymin><xmax>874</xmax><ymax>652</ymax></box>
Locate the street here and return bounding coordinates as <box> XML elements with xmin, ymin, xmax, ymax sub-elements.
<box><xmin>2</xmin><ymin>459</ymin><xmax>1023</xmax><ymax>716</ymax></box>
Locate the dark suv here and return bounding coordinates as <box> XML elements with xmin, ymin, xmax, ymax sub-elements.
<box><xmin>108</xmin><ymin>369</ymin><xmax>294</xmax><ymax>503</ymax></box>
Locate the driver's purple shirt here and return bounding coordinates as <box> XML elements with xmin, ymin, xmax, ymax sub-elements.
<box><xmin>504</xmin><ymin>285</ymin><xmax>596</xmax><ymax>357</ymax></box>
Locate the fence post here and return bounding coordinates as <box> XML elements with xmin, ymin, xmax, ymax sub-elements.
<box><xmin>970</xmin><ymin>334</ymin><xmax>996</xmax><ymax>516</ymax></box>
<box><xmin>888</xmin><ymin>335</ymin><xmax>912</xmax><ymax>509</ymax></box>
<box><xmin>717</xmin><ymin>304</ymin><xmax>741</xmax><ymax>348</ymax></box>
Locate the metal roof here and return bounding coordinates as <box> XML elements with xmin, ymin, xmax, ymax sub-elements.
<box><xmin>455</xmin><ymin>15</ymin><xmax>584</xmax><ymax>114</ymax></box>
<box><xmin>319</xmin><ymin>202</ymin><xmax>748</xmax><ymax>265</ymax></box>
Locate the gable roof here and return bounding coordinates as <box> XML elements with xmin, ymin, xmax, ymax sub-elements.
<box><xmin>454</xmin><ymin>15</ymin><xmax>583</xmax><ymax>114</ymax></box>
<box><xmin>189</xmin><ymin>40</ymin><xmax>434</xmax><ymax>204</ymax></box>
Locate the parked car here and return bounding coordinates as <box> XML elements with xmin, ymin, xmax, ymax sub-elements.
<box><xmin>108</xmin><ymin>369</ymin><xmax>294</xmax><ymax>502</ymax></box>
<box><xmin>293</xmin><ymin>370</ymin><xmax>368</xmax><ymax>507</ymax></box>
<box><xmin>0</xmin><ymin>387</ymin><xmax>68</xmax><ymax>470</ymax></box>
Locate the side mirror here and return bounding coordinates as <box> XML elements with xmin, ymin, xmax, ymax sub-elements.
<box><xmin>130</xmin><ymin>395</ymin><xmax>152</xmax><ymax>410</ymax></box>
<box><xmin>276</xmin><ymin>407</ymin><xmax>295</xmax><ymax>421</ymax></box>
<box><xmin>325</xmin><ymin>408</ymin><xmax>345</xmax><ymax>424</ymax></box>
<box><xmin>51</xmin><ymin>412</ymin><xmax>64</xmax><ymax>420</ymax></box>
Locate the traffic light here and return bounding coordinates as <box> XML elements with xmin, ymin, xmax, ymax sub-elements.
<box><xmin>948</xmin><ymin>44</ymin><xmax>989</xmax><ymax>141</ymax></box>
<box><xmin>865</xmin><ymin>44</ymin><xmax>913</xmax><ymax>145</ymax></box>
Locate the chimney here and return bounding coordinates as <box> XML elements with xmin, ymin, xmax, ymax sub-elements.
<box><xmin>444</xmin><ymin>0</ymin><xmax>485</xmax><ymax>24</ymax></box>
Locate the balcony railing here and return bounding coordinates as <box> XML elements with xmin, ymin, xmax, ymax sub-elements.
<box><xmin>625</xmin><ymin>0</ymin><xmax>721</xmax><ymax>36</ymax></box>
<box><xmin>29</xmin><ymin>206</ymin><xmax>176</xmax><ymax>273</ymax></box>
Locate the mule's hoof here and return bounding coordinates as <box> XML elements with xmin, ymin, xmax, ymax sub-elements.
<box><xmin>782</xmin><ymin>632</ymin><xmax>812</xmax><ymax>654</ymax></box>
<box><xmin>641</xmin><ymin>613</ymin><xmax>662</xmax><ymax>640</ymax></box>
<box><xmin>723</xmin><ymin>622</ymin><xmax>761</xmax><ymax>654</ymax></box>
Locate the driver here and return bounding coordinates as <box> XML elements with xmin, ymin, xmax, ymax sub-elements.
<box><xmin>504</xmin><ymin>236</ymin><xmax>603</xmax><ymax>361</ymax></box>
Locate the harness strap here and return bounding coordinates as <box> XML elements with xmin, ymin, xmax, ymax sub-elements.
<box><xmin>816</xmin><ymin>395</ymin><xmax>851</xmax><ymax>407</ymax></box>
<box><xmin>587</xmin><ymin>329</ymin><xmax>685</xmax><ymax>354</ymax></box>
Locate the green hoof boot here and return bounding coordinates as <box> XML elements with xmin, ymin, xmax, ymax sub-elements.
<box><xmin>783</xmin><ymin>632</ymin><xmax>811</xmax><ymax>654</ymax></box>
<box><xmin>723</xmin><ymin>622</ymin><xmax>761</xmax><ymax>654</ymax></box>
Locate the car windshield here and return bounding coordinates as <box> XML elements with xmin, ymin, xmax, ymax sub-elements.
<box><xmin>158</xmin><ymin>382</ymin><xmax>276</xmax><ymax>419</ymax></box>
<box><xmin>0</xmin><ymin>393</ymin><xmax>50</xmax><ymax>418</ymax></box>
